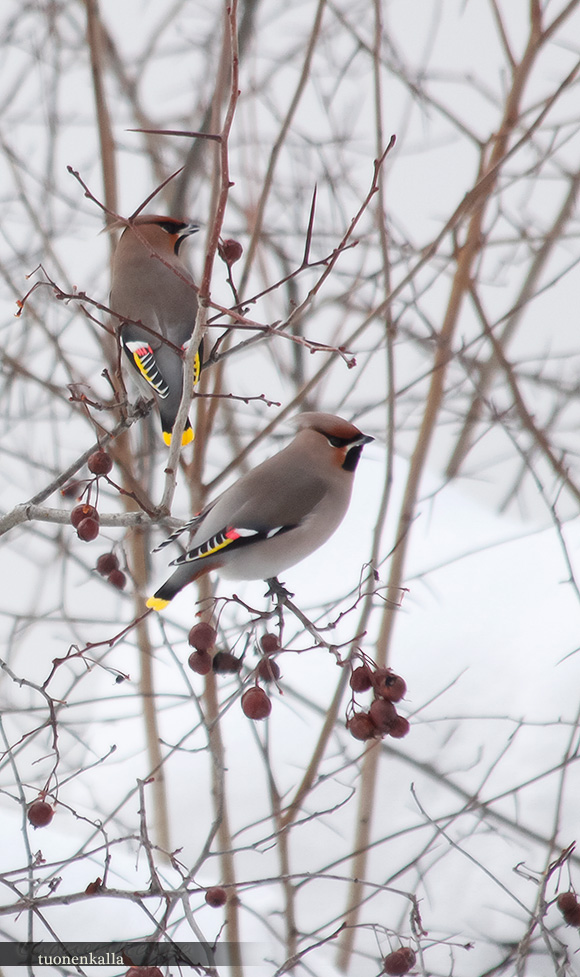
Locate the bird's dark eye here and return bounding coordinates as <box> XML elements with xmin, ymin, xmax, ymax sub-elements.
<box><xmin>157</xmin><ymin>220</ymin><xmax>187</xmax><ymax>235</ymax></box>
<box><xmin>327</xmin><ymin>435</ymin><xmax>348</xmax><ymax>448</ymax></box>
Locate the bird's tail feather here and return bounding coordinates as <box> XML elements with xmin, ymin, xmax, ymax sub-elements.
<box><xmin>162</xmin><ymin>417</ymin><xmax>194</xmax><ymax>447</ymax></box>
<box><xmin>146</xmin><ymin>562</ymin><xmax>210</xmax><ymax>611</ymax></box>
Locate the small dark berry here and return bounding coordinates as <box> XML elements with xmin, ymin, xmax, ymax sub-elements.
<box><xmin>382</xmin><ymin>947</ymin><xmax>416</xmax><ymax>975</ymax></box>
<box><xmin>218</xmin><ymin>238</ymin><xmax>243</xmax><ymax>264</ymax></box>
<box><xmin>369</xmin><ymin>697</ymin><xmax>397</xmax><ymax>733</ymax></box>
<box><xmin>205</xmin><ymin>886</ymin><xmax>227</xmax><ymax>907</ymax></box>
<box><xmin>71</xmin><ymin>503</ymin><xmax>99</xmax><ymax>528</ymax></box>
<box><xmin>27</xmin><ymin>799</ymin><xmax>54</xmax><ymax>828</ymax></box>
<box><xmin>188</xmin><ymin>622</ymin><xmax>217</xmax><ymax>651</ymax></box>
<box><xmin>242</xmin><ymin>687</ymin><xmax>272</xmax><ymax>720</ymax></box>
<box><xmin>88</xmin><ymin>450</ymin><xmax>113</xmax><ymax>476</ymax></box>
<box><xmin>96</xmin><ymin>552</ymin><xmax>119</xmax><ymax>576</ymax></box>
<box><xmin>77</xmin><ymin>517</ymin><xmax>100</xmax><ymax>542</ymax></box>
<box><xmin>350</xmin><ymin>664</ymin><xmax>373</xmax><ymax>692</ymax></box>
<box><xmin>347</xmin><ymin>712</ymin><xmax>376</xmax><ymax>741</ymax></box>
<box><xmin>558</xmin><ymin>891</ymin><xmax>580</xmax><ymax>926</ymax></box>
<box><xmin>257</xmin><ymin>658</ymin><xmax>280</xmax><ymax>682</ymax></box>
<box><xmin>557</xmin><ymin>892</ymin><xmax>578</xmax><ymax>912</ymax></box>
<box><xmin>108</xmin><ymin>569</ymin><xmax>126</xmax><ymax>590</ymax></box>
<box><xmin>388</xmin><ymin>715</ymin><xmax>410</xmax><ymax>739</ymax></box>
<box><xmin>213</xmin><ymin>651</ymin><xmax>242</xmax><ymax>674</ymax></box>
<box><xmin>188</xmin><ymin>649</ymin><xmax>212</xmax><ymax>675</ymax></box>
<box><xmin>260</xmin><ymin>632</ymin><xmax>281</xmax><ymax>654</ymax></box>
<box><xmin>373</xmin><ymin>668</ymin><xmax>407</xmax><ymax>703</ymax></box>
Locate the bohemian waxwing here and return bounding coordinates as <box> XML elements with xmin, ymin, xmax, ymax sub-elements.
<box><xmin>146</xmin><ymin>412</ymin><xmax>373</xmax><ymax>610</ymax></box>
<box><xmin>110</xmin><ymin>214</ymin><xmax>202</xmax><ymax>447</ymax></box>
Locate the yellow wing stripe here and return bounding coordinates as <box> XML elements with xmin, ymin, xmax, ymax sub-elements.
<box><xmin>182</xmin><ymin>341</ymin><xmax>203</xmax><ymax>388</ymax></box>
<box><xmin>186</xmin><ymin>528</ymin><xmax>240</xmax><ymax>562</ymax></box>
<box><xmin>192</xmin><ymin>349</ymin><xmax>201</xmax><ymax>386</ymax></box>
<box><xmin>127</xmin><ymin>343</ymin><xmax>170</xmax><ymax>398</ymax></box>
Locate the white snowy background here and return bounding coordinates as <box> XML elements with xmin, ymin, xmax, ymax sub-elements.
<box><xmin>1</xmin><ymin>2</ymin><xmax>580</xmax><ymax>976</ymax></box>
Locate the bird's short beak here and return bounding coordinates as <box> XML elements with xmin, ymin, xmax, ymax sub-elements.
<box><xmin>357</xmin><ymin>434</ymin><xmax>374</xmax><ymax>446</ymax></box>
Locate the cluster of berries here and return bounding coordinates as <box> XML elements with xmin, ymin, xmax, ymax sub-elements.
<box><xmin>68</xmin><ymin>450</ymin><xmax>114</xmax><ymax>543</ymax></box>
<box><xmin>66</xmin><ymin>450</ymin><xmax>128</xmax><ymax>589</ymax></box>
<box><xmin>70</xmin><ymin>501</ymin><xmax>100</xmax><ymax>542</ymax></box>
<box><xmin>187</xmin><ymin>625</ymin><xmax>282</xmax><ymax>721</ymax></box>
<box><xmin>95</xmin><ymin>551</ymin><xmax>126</xmax><ymax>590</ymax></box>
<box><xmin>347</xmin><ymin>662</ymin><xmax>409</xmax><ymax>741</ymax></box>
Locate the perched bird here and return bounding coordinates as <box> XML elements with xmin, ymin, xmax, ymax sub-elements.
<box><xmin>147</xmin><ymin>412</ymin><xmax>373</xmax><ymax>610</ymax></box>
<box><xmin>110</xmin><ymin>214</ymin><xmax>202</xmax><ymax>447</ymax></box>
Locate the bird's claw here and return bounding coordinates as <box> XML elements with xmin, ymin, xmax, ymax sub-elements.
<box><xmin>264</xmin><ymin>577</ymin><xmax>294</xmax><ymax>600</ymax></box>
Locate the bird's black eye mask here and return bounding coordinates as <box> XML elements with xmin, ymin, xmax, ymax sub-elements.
<box><xmin>156</xmin><ymin>220</ymin><xmax>189</xmax><ymax>235</ymax></box>
<box><xmin>155</xmin><ymin>219</ymin><xmax>200</xmax><ymax>255</ymax></box>
<box><xmin>326</xmin><ymin>435</ymin><xmax>352</xmax><ymax>448</ymax></box>
<box><xmin>321</xmin><ymin>433</ymin><xmax>367</xmax><ymax>472</ymax></box>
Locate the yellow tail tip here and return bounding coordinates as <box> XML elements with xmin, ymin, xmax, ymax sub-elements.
<box><xmin>146</xmin><ymin>595</ymin><xmax>171</xmax><ymax>612</ymax></box>
<box><xmin>162</xmin><ymin>426</ymin><xmax>195</xmax><ymax>447</ymax></box>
